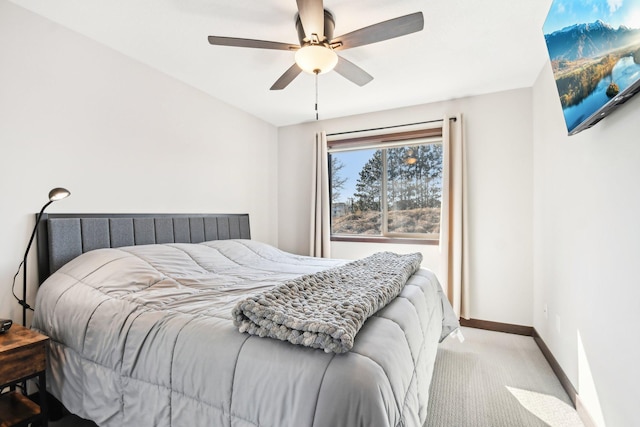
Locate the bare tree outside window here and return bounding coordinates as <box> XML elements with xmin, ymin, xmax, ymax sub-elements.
<box><xmin>330</xmin><ymin>157</ymin><xmax>348</xmax><ymax>204</ymax></box>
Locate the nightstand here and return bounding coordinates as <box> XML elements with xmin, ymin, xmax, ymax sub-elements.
<box><xmin>0</xmin><ymin>324</ymin><xmax>49</xmax><ymax>427</ymax></box>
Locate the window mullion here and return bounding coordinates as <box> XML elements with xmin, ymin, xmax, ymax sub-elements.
<box><xmin>381</xmin><ymin>149</ymin><xmax>388</xmax><ymax>236</ymax></box>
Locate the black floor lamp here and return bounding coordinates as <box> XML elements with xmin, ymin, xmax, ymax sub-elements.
<box><xmin>17</xmin><ymin>187</ymin><xmax>70</xmax><ymax>326</ymax></box>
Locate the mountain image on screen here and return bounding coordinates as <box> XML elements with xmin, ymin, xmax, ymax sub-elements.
<box><xmin>543</xmin><ymin>12</ymin><xmax>640</xmax><ymax>135</ymax></box>
<box><xmin>545</xmin><ymin>20</ymin><xmax>640</xmax><ymax>61</ymax></box>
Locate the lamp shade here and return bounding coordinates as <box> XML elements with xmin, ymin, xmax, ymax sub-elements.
<box><xmin>295</xmin><ymin>45</ymin><xmax>338</xmax><ymax>75</ymax></box>
<box><xmin>49</xmin><ymin>187</ymin><xmax>70</xmax><ymax>201</ymax></box>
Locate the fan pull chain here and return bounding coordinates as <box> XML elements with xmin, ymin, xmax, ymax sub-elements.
<box><xmin>314</xmin><ymin>69</ymin><xmax>319</xmax><ymax>121</ymax></box>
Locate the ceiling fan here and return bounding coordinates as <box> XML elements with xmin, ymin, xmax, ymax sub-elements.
<box><xmin>208</xmin><ymin>0</ymin><xmax>424</xmax><ymax>90</ymax></box>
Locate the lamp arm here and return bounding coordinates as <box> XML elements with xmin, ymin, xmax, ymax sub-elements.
<box><xmin>20</xmin><ymin>200</ymin><xmax>53</xmax><ymax>325</ymax></box>
<box><xmin>22</xmin><ymin>201</ymin><xmax>52</xmax><ymax>263</ymax></box>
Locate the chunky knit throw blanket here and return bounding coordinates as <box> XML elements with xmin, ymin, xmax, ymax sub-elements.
<box><xmin>232</xmin><ymin>251</ymin><xmax>423</xmax><ymax>353</ymax></box>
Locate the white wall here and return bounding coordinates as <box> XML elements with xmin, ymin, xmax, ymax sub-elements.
<box><xmin>278</xmin><ymin>89</ymin><xmax>534</xmax><ymax>325</ymax></box>
<box><xmin>0</xmin><ymin>2</ymin><xmax>279</xmax><ymax>323</ymax></box>
<box><xmin>532</xmin><ymin>62</ymin><xmax>640</xmax><ymax>427</ymax></box>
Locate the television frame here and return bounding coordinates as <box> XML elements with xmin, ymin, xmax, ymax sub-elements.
<box><xmin>543</xmin><ymin>2</ymin><xmax>640</xmax><ymax>135</ymax></box>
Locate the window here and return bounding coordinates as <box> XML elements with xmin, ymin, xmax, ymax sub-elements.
<box><xmin>328</xmin><ymin>127</ymin><xmax>444</xmax><ymax>243</ymax></box>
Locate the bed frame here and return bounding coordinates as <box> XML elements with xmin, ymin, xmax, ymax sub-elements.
<box><xmin>36</xmin><ymin>213</ymin><xmax>250</xmax><ymax>285</ymax></box>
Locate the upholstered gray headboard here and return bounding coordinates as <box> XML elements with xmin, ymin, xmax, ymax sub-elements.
<box><xmin>36</xmin><ymin>213</ymin><xmax>251</xmax><ymax>284</ymax></box>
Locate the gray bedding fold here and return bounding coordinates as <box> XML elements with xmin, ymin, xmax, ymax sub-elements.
<box><xmin>232</xmin><ymin>251</ymin><xmax>423</xmax><ymax>353</ymax></box>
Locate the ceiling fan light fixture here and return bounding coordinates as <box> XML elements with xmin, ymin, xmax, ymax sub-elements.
<box><xmin>295</xmin><ymin>45</ymin><xmax>338</xmax><ymax>74</ymax></box>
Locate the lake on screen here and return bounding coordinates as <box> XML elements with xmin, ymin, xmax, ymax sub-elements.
<box><xmin>563</xmin><ymin>56</ymin><xmax>640</xmax><ymax>132</ymax></box>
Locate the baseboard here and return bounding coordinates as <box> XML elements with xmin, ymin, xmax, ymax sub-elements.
<box><xmin>576</xmin><ymin>394</ymin><xmax>600</xmax><ymax>427</ymax></box>
<box><xmin>459</xmin><ymin>318</ymin><xmax>533</xmax><ymax>336</ymax></box>
<box><xmin>460</xmin><ymin>318</ymin><xmax>598</xmax><ymax>427</ymax></box>
<box><xmin>531</xmin><ymin>328</ymin><xmax>577</xmax><ymax>406</ymax></box>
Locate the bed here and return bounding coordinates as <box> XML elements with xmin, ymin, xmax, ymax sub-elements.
<box><xmin>32</xmin><ymin>213</ymin><xmax>459</xmax><ymax>427</ymax></box>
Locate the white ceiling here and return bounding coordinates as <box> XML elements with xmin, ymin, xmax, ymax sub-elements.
<box><xmin>10</xmin><ymin>0</ymin><xmax>553</xmax><ymax>127</ymax></box>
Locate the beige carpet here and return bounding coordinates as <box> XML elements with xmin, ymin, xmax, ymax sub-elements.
<box><xmin>425</xmin><ymin>327</ymin><xmax>584</xmax><ymax>427</ymax></box>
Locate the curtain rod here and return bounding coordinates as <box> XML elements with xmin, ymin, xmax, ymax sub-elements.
<box><xmin>326</xmin><ymin>117</ymin><xmax>456</xmax><ymax>137</ymax></box>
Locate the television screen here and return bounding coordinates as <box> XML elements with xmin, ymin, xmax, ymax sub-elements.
<box><xmin>543</xmin><ymin>1</ymin><xmax>640</xmax><ymax>135</ymax></box>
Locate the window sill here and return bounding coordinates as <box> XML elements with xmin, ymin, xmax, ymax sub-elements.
<box><xmin>330</xmin><ymin>235</ymin><xmax>439</xmax><ymax>245</ymax></box>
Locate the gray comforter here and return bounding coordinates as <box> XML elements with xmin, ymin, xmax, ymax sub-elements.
<box><xmin>33</xmin><ymin>240</ymin><xmax>458</xmax><ymax>427</ymax></box>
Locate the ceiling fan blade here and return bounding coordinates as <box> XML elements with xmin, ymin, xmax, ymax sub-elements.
<box><xmin>331</xmin><ymin>12</ymin><xmax>424</xmax><ymax>50</ymax></box>
<box><xmin>334</xmin><ymin>56</ymin><xmax>373</xmax><ymax>86</ymax></box>
<box><xmin>208</xmin><ymin>36</ymin><xmax>299</xmax><ymax>51</ymax></box>
<box><xmin>270</xmin><ymin>64</ymin><xmax>303</xmax><ymax>90</ymax></box>
<box><xmin>296</xmin><ymin>0</ymin><xmax>325</xmax><ymax>40</ymax></box>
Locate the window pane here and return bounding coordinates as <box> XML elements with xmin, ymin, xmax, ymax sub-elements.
<box><xmin>330</xmin><ymin>149</ymin><xmax>382</xmax><ymax>235</ymax></box>
<box><xmin>385</xmin><ymin>144</ymin><xmax>442</xmax><ymax>235</ymax></box>
<box><xmin>329</xmin><ymin>141</ymin><xmax>443</xmax><ymax>240</ymax></box>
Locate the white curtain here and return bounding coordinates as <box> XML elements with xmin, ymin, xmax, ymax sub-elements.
<box><xmin>439</xmin><ymin>114</ymin><xmax>470</xmax><ymax>319</ymax></box>
<box><xmin>310</xmin><ymin>131</ymin><xmax>331</xmax><ymax>258</ymax></box>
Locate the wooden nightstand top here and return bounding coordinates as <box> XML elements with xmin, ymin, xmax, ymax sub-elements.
<box><xmin>0</xmin><ymin>324</ymin><xmax>48</xmax><ymax>353</ymax></box>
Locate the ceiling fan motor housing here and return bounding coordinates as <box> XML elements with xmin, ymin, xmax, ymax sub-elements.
<box><xmin>296</xmin><ymin>9</ymin><xmax>335</xmax><ymax>46</ymax></box>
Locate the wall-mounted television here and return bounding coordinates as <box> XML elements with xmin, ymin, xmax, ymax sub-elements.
<box><xmin>543</xmin><ymin>1</ymin><xmax>640</xmax><ymax>135</ymax></box>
